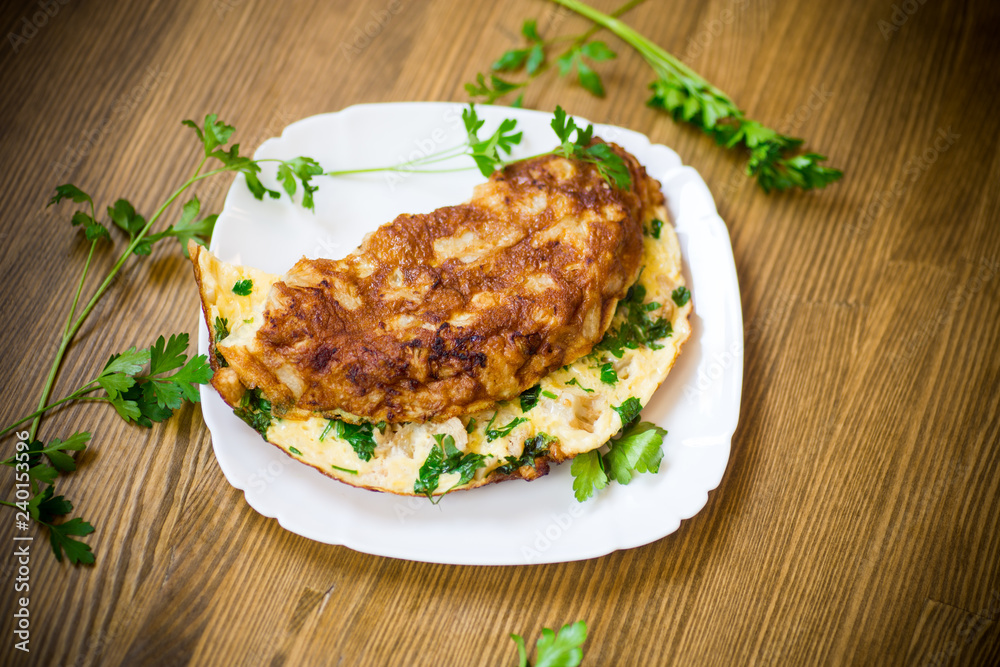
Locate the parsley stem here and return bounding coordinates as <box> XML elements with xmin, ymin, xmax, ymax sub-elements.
<box><xmin>27</xmin><ymin>156</ymin><xmax>211</xmax><ymax>440</ymax></box>
<box><xmin>3</xmin><ymin>386</ymin><xmax>97</xmax><ymax>438</ymax></box>
<box><xmin>61</xmin><ymin>240</ymin><xmax>97</xmax><ymax>341</ymax></box>
<box><xmin>324</xmin><ymin>144</ymin><xmax>473</xmax><ymax>177</ymax></box>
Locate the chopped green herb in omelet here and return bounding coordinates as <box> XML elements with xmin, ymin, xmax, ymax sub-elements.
<box><xmin>232</xmin><ymin>279</ymin><xmax>253</xmax><ymax>296</ymax></box>
<box><xmin>494</xmin><ymin>433</ymin><xmax>555</xmax><ymax>476</ymax></box>
<box><xmin>485</xmin><ymin>414</ymin><xmax>528</xmax><ymax>442</ymax></box>
<box><xmin>233</xmin><ymin>388</ymin><xmax>271</xmax><ymax>437</ymax></box>
<box><xmin>595</xmin><ymin>283</ymin><xmax>673</xmax><ymax>358</ymax></box>
<box><xmin>414</xmin><ymin>434</ymin><xmax>488</xmax><ymax>501</ymax></box>
<box><xmin>566</xmin><ymin>378</ymin><xmax>594</xmax><ymax>393</ymax></box>
<box><xmin>335</xmin><ymin>420</ymin><xmax>377</xmax><ymax>462</ymax></box>
<box><xmin>520</xmin><ymin>384</ymin><xmax>542</xmax><ymax>412</ymax></box>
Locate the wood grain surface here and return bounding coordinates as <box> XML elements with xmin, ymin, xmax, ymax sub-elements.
<box><xmin>1</xmin><ymin>0</ymin><xmax>998</xmax><ymax>664</ymax></box>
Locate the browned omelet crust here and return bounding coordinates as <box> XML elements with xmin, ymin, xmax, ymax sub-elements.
<box><xmin>207</xmin><ymin>143</ymin><xmax>662</xmax><ymax>424</ymax></box>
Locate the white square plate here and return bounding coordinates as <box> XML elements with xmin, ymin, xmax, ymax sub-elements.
<box><xmin>198</xmin><ymin>102</ymin><xmax>743</xmax><ymax>565</ymax></box>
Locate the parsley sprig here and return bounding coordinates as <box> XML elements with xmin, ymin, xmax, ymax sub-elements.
<box><xmin>468</xmin><ymin>0</ymin><xmax>842</xmax><ymax>193</ymax></box>
<box><xmin>551</xmin><ymin>0</ymin><xmax>842</xmax><ymax>192</ymax></box>
<box><xmin>550</xmin><ymin>106</ymin><xmax>631</xmax><ymax>189</ymax></box>
<box><xmin>472</xmin><ymin>2</ymin><xmax>639</xmax><ymax>106</ymax></box>
<box><xmin>325</xmin><ymin>104</ymin><xmax>627</xmax><ymax>189</ymax></box>
<box><xmin>511</xmin><ymin>620</ymin><xmax>588</xmax><ymax>667</ymax></box>
<box><xmin>414</xmin><ymin>434</ymin><xmax>488</xmax><ymax>502</ymax></box>
<box><xmin>324</xmin><ymin>104</ymin><xmax>522</xmax><ymax>180</ymax></box>
<box><xmin>571</xmin><ymin>397</ymin><xmax>667</xmax><ymax>502</ymax></box>
<box><xmin>1</xmin><ymin>114</ymin><xmax>321</xmax><ymax>564</ymax></box>
<box><xmin>594</xmin><ymin>281</ymin><xmax>672</xmax><ymax>358</ymax></box>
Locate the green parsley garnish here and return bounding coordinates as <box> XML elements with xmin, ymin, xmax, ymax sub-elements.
<box><xmin>672</xmin><ymin>286</ymin><xmax>691</xmax><ymax>307</ymax></box>
<box><xmin>612</xmin><ymin>397</ymin><xmax>643</xmax><ymax>427</ymax></box>
<box><xmin>233</xmin><ymin>387</ymin><xmax>272</xmax><ymax>438</ymax></box>
<box><xmin>571</xmin><ymin>450</ymin><xmax>608</xmax><ymax>502</ymax></box>
<box><xmin>469</xmin><ymin>1</ymin><xmax>842</xmax><ymax>193</ymax></box>
<box><xmin>288</xmin><ymin>446</ymin><xmax>302</xmax><ymax>456</ymax></box>
<box><xmin>333</xmin><ymin>420</ymin><xmax>377</xmax><ymax>462</ymax></box>
<box><xmin>232</xmin><ymin>279</ymin><xmax>253</xmax><ymax>296</ymax></box>
<box><xmin>511</xmin><ymin>620</ymin><xmax>588</xmax><ymax>667</ymax></box>
<box><xmin>565</xmin><ymin>378</ymin><xmax>594</xmax><ymax>393</ymax></box>
<box><xmin>542</xmin><ymin>390</ymin><xmax>558</xmax><ymax>399</ymax></box>
<box><xmin>571</xmin><ymin>418</ymin><xmax>667</xmax><ymax>502</ymax></box>
<box><xmin>413</xmin><ymin>434</ymin><xmax>488</xmax><ymax>502</ymax></box>
<box><xmin>520</xmin><ymin>384</ymin><xmax>542</xmax><ymax>412</ymax></box>
<box><xmin>599</xmin><ymin>362</ymin><xmax>618</xmax><ymax>385</ymax></box>
<box><xmin>648</xmin><ymin>218</ymin><xmax>663</xmax><ymax>239</ymax></box>
<box><xmin>331</xmin><ymin>465</ymin><xmax>358</xmax><ymax>475</ymax></box>
<box><xmin>213</xmin><ymin>316</ymin><xmax>230</xmax><ymax>341</ymax></box>
<box><xmin>485</xmin><ymin>413</ymin><xmax>529</xmax><ymax>442</ymax></box>
<box><xmin>213</xmin><ymin>316</ymin><xmax>230</xmax><ymax>368</ymax></box>
<box><xmin>602</xmin><ymin>422</ymin><xmax>666</xmax><ymax>485</ymax></box>
<box><xmin>595</xmin><ymin>282</ymin><xmax>672</xmax><ymax>358</ymax></box>
<box><xmin>318</xmin><ymin>420</ymin><xmax>335</xmax><ymax>441</ymax></box>
<box><xmin>550</xmin><ymin>106</ymin><xmax>631</xmax><ymax>189</ymax></box>
<box><xmin>494</xmin><ymin>433</ymin><xmax>555</xmax><ymax>476</ymax></box>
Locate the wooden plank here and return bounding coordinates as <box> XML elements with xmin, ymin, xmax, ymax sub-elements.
<box><xmin>1</xmin><ymin>0</ymin><xmax>998</xmax><ymax>664</ymax></box>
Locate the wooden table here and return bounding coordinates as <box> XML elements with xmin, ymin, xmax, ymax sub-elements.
<box><xmin>2</xmin><ymin>0</ymin><xmax>998</xmax><ymax>664</ymax></box>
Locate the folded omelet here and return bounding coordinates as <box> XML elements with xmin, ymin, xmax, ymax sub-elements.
<box><xmin>191</xmin><ymin>145</ymin><xmax>691</xmax><ymax>497</ymax></box>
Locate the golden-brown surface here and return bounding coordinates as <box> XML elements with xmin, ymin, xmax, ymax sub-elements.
<box><xmin>1</xmin><ymin>1</ymin><xmax>999</xmax><ymax>665</ymax></box>
<box><xmin>214</xmin><ymin>147</ymin><xmax>655</xmax><ymax>423</ymax></box>
<box><xmin>190</xmin><ymin>205</ymin><xmax>690</xmax><ymax>495</ymax></box>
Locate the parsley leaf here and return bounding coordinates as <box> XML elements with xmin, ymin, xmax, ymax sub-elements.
<box><xmin>414</xmin><ymin>434</ymin><xmax>487</xmax><ymax>501</ymax></box>
<box><xmin>214</xmin><ymin>316</ymin><xmax>230</xmax><ymax>341</ymax></box>
<box><xmin>48</xmin><ymin>184</ymin><xmax>108</xmax><ymax>243</ymax></box>
<box><xmin>599</xmin><ymin>362</ymin><xmax>618</xmax><ymax>385</ymax></box>
<box><xmin>28</xmin><ymin>486</ymin><xmax>95</xmax><ymax>565</ymax></box>
<box><xmin>465</xmin><ymin>73</ymin><xmax>526</xmax><ymax>105</ymax></box>
<box><xmin>550</xmin><ymin>106</ymin><xmax>631</xmax><ymax>189</ymax></box>
<box><xmin>133</xmin><ymin>197</ymin><xmax>215</xmax><ymax>257</ymax></box>
<box><xmin>493</xmin><ymin>48</ymin><xmax>531</xmax><ymax>72</ymax></box>
<box><xmin>333</xmin><ymin>420</ymin><xmax>377</xmax><ymax>462</ymax></box>
<box><xmin>182</xmin><ymin>113</ymin><xmax>234</xmax><ymax>157</ymax></box>
<box><xmin>612</xmin><ymin>397</ymin><xmax>643</xmax><ymax>428</ymax></box>
<box><xmin>138</xmin><ymin>334</ymin><xmax>213</xmax><ymax>410</ymax></box>
<box><xmin>647</xmin><ymin>218</ymin><xmax>663</xmax><ymax>239</ymax></box>
<box><xmin>494</xmin><ymin>433</ymin><xmax>554</xmax><ymax>476</ymax></box>
<box><xmin>672</xmin><ymin>286</ymin><xmax>691</xmax><ymax>307</ymax></box>
<box><xmin>534</xmin><ymin>620</ymin><xmax>588</xmax><ymax>667</ymax></box>
<box><xmin>213</xmin><ymin>316</ymin><xmax>230</xmax><ymax>368</ymax></box>
<box><xmin>233</xmin><ymin>388</ymin><xmax>272</xmax><ymax>438</ymax></box>
<box><xmin>603</xmin><ymin>421</ymin><xmax>666</xmax><ymax>485</ymax></box>
<box><xmin>107</xmin><ymin>199</ymin><xmax>147</xmax><ymax>248</ymax></box>
<box><xmin>565</xmin><ymin>378</ymin><xmax>594</xmax><ymax>393</ymax></box>
<box><xmin>485</xmin><ymin>414</ymin><xmax>529</xmax><ymax>442</ymax></box>
<box><xmin>25</xmin><ymin>433</ymin><xmax>88</xmax><ymax>473</ymax></box>
<box><xmin>520</xmin><ymin>384</ymin><xmax>542</xmax><ymax>412</ymax></box>
<box><xmin>48</xmin><ymin>183</ymin><xmax>92</xmax><ymax>207</ymax></box>
<box><xmin>232</xmin><ymin>279</ymin><xmax>253</xmax><ymax>296</ymax></box>
<box><xmin>595</xmin><ymin>282</ymin><xmax>673</xmax><ymax>357</ymax></box>
<box><xmin>48</xmin><ymin>517</ymin><xmax>96</xmax><ymax>565</ymax></box>
<box><xmin>462</xmin><ymin>104</ymin><xmax>523</xmax><ymax>177</ymax></box>
<box><xmin>571</xmin><ymin>450</ymin><xmax>608</xmax><ymax>502</ymax></box>
<box><xmin>276</xmin><ymin>156</ymin><xmax>324</xmax><ymax>210</ymax></box>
